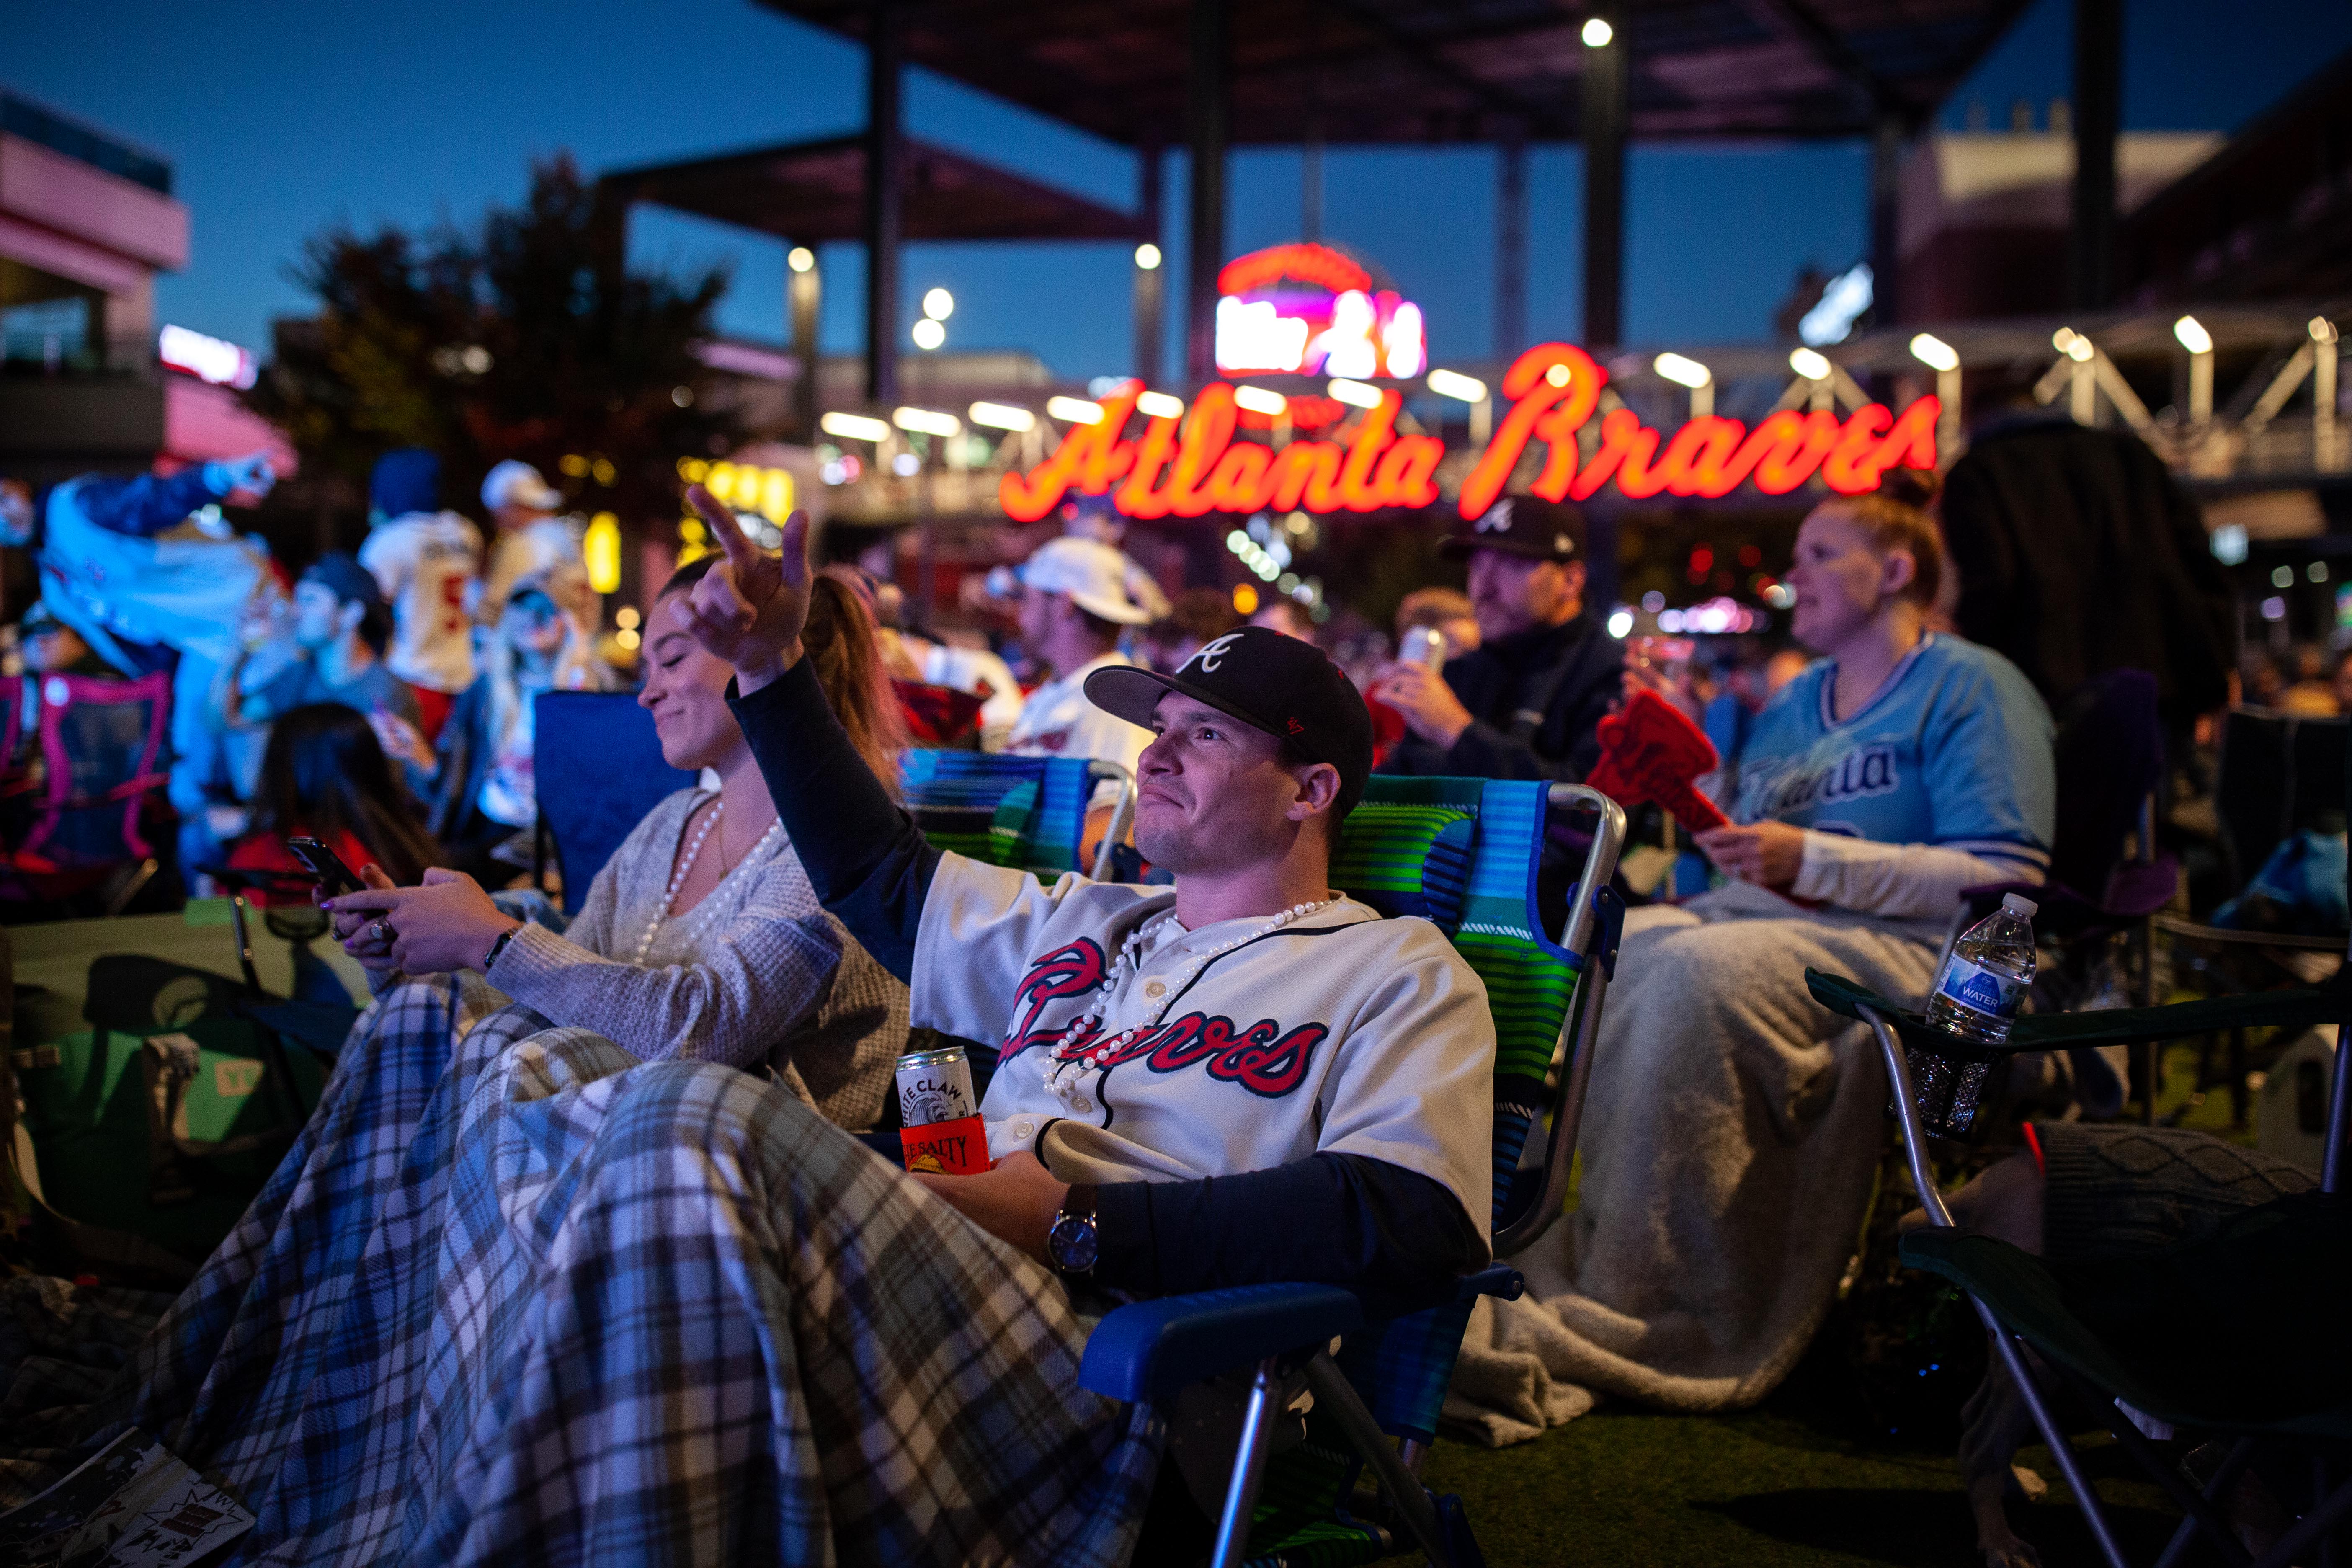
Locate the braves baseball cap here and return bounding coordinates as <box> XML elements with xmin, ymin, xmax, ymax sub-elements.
<box><xmin>1017</xmin><ymin>535</ymin><xmax>1156</xmax><ymax>626</ymax></box>
<box><xmin>481</xmin><ymin>459</ymin><xmax>565</xmax><ymax>513</ymax></box>
<box><xmin>1085</xmin><ymin>626</ymin><xmax>1374</xmax><ymax>814</ymax></box>
<box><xmin>1439</xmin><ymin>495</ymin><xmax>1585</xmax><ymax>563</ymax></box>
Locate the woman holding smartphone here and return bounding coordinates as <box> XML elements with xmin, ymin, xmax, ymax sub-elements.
<box><xmin>68</xmin><ymin>553</ymin><xmax>916</xmax><ymax>1541</ymax></box>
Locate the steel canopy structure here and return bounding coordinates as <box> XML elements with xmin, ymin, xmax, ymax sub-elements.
<box><xmin>752</xmin><ymin>0</ymin><xmax>2028</xmax><ymax>144</ymax></box>
<box><xmin>598</xmin><ymin>134</ymin><xmax>1147</xmax><ymax>243</ymax></box>
<box><xmin>754</xmin><ymin>0</ymin><xmax>2046</xmax><ymax>393</ymax></box>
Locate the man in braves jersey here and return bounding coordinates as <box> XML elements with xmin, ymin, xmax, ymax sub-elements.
<box><xmin>677</xmin><ymin>482</ymin><xmax>1493</xmax><ymax>1315</ymax></box>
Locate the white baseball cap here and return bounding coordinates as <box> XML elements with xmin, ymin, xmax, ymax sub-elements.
<box><xmin>1017</xmin><ymin>536</ymin><xmax>1156</xmax><ymax>625</ymax></box>
<box><xmin>480</xmin><ymin>459</ymin><xmax>565</xmax><ymax>513</ymax></box>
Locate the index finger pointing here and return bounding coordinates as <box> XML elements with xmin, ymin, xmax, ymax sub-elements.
<box><xmin>686</xmin><ymin>484</ymin><xmax>760</xmax><ymax>570</ymax></box>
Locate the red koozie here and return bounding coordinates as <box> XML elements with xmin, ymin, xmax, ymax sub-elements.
<box><xmin>900</xmin><ymin>1114</ymin><xmax>990</xmax><ymax>1175</ymax></box>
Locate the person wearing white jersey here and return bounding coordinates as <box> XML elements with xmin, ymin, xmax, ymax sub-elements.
<box><xmin>661</xmin><ymin>484</ymin><xmax>1495</xmax><ymax>1551</ymax></box>
<box><xmin>477</xmin><ymin>458</ymin><xmax>595</xmax><ymax>634</ymax></box>
<box><xmin>1002</xmin><ymin>534</ymin><xmax>1156</xmax><ymax>768</ymax></box>
<box><xmin>356</xmin><ymin>448</ymin><xmax>480</xmax><ymax>740</ymax></box>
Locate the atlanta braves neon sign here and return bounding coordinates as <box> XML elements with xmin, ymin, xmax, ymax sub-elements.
<box><xmin>999</xmin><ymin>342</ymin><xmax>1938</xmax><ymax>524</ymax></box>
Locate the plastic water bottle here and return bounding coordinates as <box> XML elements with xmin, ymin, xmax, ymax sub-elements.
<box><xmin>1926</xmin><ymin>893</ymin><xmax>2039</xmax><ymax>1044</ymax></box>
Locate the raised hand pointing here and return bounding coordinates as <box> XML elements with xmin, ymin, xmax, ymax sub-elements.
<box><xmin>675</xmin><ymin>484</ymin><xmax>811</xmax><ymax>694</ymax></box>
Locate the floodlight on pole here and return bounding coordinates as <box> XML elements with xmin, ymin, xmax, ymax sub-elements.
<box><xmin>2175</xmin><ymin>315</ymin><xmax>2214</xmax><ymax>423</ymax></box>
<box><xmin>1582</xmin><ymin>17</ymin><xmax>1613</xmax><ymax>46</ymax></box>
<box><xmin>923</xmin><ymin>288</ymin><xmax>954</xmax><ymax>321</ymax></box>
<box><xmin>1327</xmin><ymin>378</ymin><xmax>1384</xmax><ymax>409</ymax></box>
<box><xmin>788</xmin><ymin>247</ymin><xmax>816</xmax><ymax>273</ymax></box>
<box><xmin>1788</xmin><ymin>347</ymin><xmax>1831</xmax><ymax>381</ymax></box>
<box><xmin>819</xmin><ymin>411</ymin><xmax>891</xmax><ymax>443</ymax></box>
<box><xmin>1909</xmin><ymin>334</ymin><xmax>1963</xmax><ymax>453</ymax></box>
<box><xmin>911</xmin><ymin>318</ymin><xmax>945</xmax><ymax>351</ymax></box>
<box><xmin>1908</xmin><ymin>333</ymin><xmax>1959</xmax><ymax>373</ymax></box>
<box><xmin>1137</xmin><ymin>390</ymin><xmax>1186</xmax><ymax>419</ymax></box>
<box><xmin>1134</xmin><ymin>243</ymin><xmax>1162</xmax><ymax>270</ymax></box>
<box><xmin>1426</xmin><ymin>368</ymin><xmax>1487</xmax><ymax>402</ymax></box>
<box><xmin>1654</xmin><ymin>352</ymin><xmax>1712</xmax><ymax>418</ymax></box>
<box><xmin>1233</xmin><ymin>385</ymin><xmax>1288</xmax><ymax>416</ymax></box>
<box><xmin>968</xmin><ymin>401</ymin><xmax>1036</xmax><ymax>432</ymax></box>
<box><xmin>892</xmin><ymin>406</ymin><xmax>962</xmax><ymax>438</ymax></box>
<box><xmin>1046</xmin><ymin>396</ymin><xmax>1104</xmax><ymax>425</ymax></box>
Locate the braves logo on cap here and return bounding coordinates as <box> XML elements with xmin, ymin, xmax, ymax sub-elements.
<box><xmin>1179</xmin><ymin>632</ymin><xmax>1246</xmax><ymax>675</ymax></box>
<box><xmin>1474</xmin><ymin>499</ymin><xmax>1516</xmax><ymax>534</ymax></box>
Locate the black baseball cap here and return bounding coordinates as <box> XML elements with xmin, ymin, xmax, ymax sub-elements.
<box><xmin>300</xmin><ymin>551</ymin><xmax>386</xmax><ymax>612</ymax></box>
<box><xmin>1439</xmin><ymin>495</ymin><xmax>1586</xmax><ymax>563</ymax></box>
<box><xmin>1085</xmin><ymin>626</ymin><xmax>1374</xmax><ymax>814</ymax></box>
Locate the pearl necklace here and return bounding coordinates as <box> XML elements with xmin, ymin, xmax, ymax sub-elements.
<box><xmin>1050</xmin><ymin>896</ymin><xmax>1340</xmax><ymax>1088</ymax></box>
<box><xmin>633</xmin><ymin>799</ymin><xmax>779</xmax><ymax>962</ymax></box>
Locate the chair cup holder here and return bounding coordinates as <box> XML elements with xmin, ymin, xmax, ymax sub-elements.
<box><xmin>1893</xmin><ymin>1034</ymin><xmax>2001</xmax><ymax>1138</ymax></box>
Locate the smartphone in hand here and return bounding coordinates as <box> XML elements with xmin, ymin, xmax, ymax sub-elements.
<box><xmin>286</xmin><ymin>836</ymin><xmax>366</xmax><ymax>896</ymax></box>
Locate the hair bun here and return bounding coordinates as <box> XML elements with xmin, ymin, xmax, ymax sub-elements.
<box><xmin>1876</xmin><ymin>466</ymin><xmax>1943</xmax><ymax>512</ymax></box>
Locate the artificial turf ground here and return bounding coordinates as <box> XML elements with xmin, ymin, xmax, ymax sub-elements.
<box><xmin>1416</xmin><ymin>1042</ymin><xmax>2274</xmax><ymax>1566</ymax></box>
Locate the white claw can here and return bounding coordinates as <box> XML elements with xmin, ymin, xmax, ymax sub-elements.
<box><xmin>896</xmin><ymin>1045</ymin><xmax>977</xmax><ymax>1127</ymax></box>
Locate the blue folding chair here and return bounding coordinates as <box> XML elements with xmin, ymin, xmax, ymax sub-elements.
<box><xmin>898</xmin><ymin>749</ymin><xmax>1137</xmax><ymax>883</ymax></box>
<box><xmin>531</xmin><ymin>691</ymin><xmax>695</xmax><ymax>915</ymax></box>
<box><xmin>1079</xmin><ymin>777</ymin><xmax>1628</xmax><ymax>1568</ymax></box>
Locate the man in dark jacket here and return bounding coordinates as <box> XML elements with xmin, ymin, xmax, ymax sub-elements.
<box><xmin>1376</xmin><ymin>495</ymin><xmax>1622</xmax><ymax>783</ymax></box>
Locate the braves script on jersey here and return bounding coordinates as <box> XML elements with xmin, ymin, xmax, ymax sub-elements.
<box><xmin>913</xmin><ymin>855</ymin><xmax>1498</xmax><ymax>1239</ymax></box>
<box><xmin>1726</xmin><ymin>633</ymin><xmax>2054</xmax><ymax>878</ymax></box>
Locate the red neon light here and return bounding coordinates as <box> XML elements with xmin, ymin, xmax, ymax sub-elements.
<box><xmin>1216</xmin><ymin>242</ymin><xmax>1374</xmax><ymax>298</ymax></box>
<box><xmin>998</xmin><ymin>346</ymin><xmax>1938</xmax><ymax>524</ymax></box>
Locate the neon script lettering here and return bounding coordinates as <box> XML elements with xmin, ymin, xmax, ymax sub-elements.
<box><xmin>1001</xmin><ymin>344</ymin><xmax>1939</xmax><ymax>523</ymax></box>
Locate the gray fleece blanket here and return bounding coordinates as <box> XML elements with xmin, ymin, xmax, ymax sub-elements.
<box><xmin>1445</xmin><ymin>884</ymin><xmax>1940</xmax><ymax>1444</ymax></box>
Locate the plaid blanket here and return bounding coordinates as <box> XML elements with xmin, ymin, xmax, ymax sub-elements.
<box><xmin>5</xmin><ymin>975</ymin><xmax>1161</xmax><ymax>1565</ymax></box>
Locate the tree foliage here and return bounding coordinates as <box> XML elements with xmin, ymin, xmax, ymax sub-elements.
<box><xmin>250</xmin><ymin>155</ymin><xmax>738</xmax><ymax>529</ymax></box>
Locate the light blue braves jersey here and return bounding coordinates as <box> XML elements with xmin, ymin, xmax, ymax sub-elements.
<box><xmin>1729</xmin><ymin>634</ymin><xmax>2055</xmax><ymax>877</ymax></box>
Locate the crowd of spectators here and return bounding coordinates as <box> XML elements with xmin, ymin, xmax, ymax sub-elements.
<box><xmin>0</xmin><ymin>424</ymin><xmax>2285</xmax><ymax>1568</ymax></box>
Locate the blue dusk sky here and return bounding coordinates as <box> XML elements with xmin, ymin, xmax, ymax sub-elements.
<box><xmin>8</xmin><ymin>0</ymin><xmax>2348</xmax><ymax>383</ymax></box>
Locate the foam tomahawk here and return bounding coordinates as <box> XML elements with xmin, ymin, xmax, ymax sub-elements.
<box><xmin>1585</xmin><ymin>689</ymin><xmax>1731</xmax><ymax>833</ymax></box>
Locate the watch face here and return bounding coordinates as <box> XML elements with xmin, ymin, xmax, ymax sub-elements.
<box><xmin>1048</xmin><ymin>1213</ymin><xmax>1100</xmax><ymax>1274</ymax></box>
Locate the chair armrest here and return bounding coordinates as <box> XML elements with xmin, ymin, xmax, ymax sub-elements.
<box><xmin>1460</xmin><ymin>1263</ymin><xmax>1524</xmax><ymax>1302</ymax></box>
<box><xmin>1079</xmin><ymin>1284</ymin><xmax>1365</xmax><ymax>1404</ymax></box>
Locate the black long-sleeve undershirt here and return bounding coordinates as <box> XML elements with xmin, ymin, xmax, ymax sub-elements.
<box><xmin>728</xmin><ymin>660</ymin><xmax>1488</xmax><ymax>1303</ymax></box>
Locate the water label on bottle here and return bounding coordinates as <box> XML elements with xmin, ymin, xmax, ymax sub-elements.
<box><xmin>1935</xmin><ymin>955</ymin><xmax>2023</xmax><ymax>1019</ymax></box>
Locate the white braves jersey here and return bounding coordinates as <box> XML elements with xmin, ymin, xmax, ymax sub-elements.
<box><xmin>913</xmin><ymin>854</ymin><xmax>1497</xmax><ymax>1240</ymax></box>
<box><xmin>360</xmin><ymin>511</ymin><xmax>482</xmax><ymax>694</ymax></box>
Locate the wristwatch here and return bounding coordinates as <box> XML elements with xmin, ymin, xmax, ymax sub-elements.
<box><xmin>1046</xmin><ymin>1184</ymin><xmax>1101</xmax><ymax>1277</ymax></box>
<box><xmin>482</xmin><ymin>924</ymin><xmax>522</xmax><ymax>974</ymax></box>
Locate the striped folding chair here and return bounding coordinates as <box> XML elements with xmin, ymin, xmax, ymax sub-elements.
<box><xmin>1081</xmin><ymin>777</ymin><xmax>1628</xmax><ymax>1568</ymax></box>
<box><xmin>898</xmin><ymin>749</ymin><xmax>1137</xmax><ymax>882</ymax></box>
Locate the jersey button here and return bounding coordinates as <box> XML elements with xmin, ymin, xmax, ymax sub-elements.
<box><xmin>1012</xmin><ymin>1119</ymin><xmax>1036</xmax><ymax>1141</ymax></box>
<box><xmin>1072</xmin><ymin>1096</ymin><xmax>1093</xmax><ymax>1113</ymax></box>
<box><xmin>1143</xmin><ymin>980</ymin><xmax>1166</xmax><ymax>998</ymax></box>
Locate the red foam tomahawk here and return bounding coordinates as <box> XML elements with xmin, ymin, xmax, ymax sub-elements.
<box><xmin>1586</xmin><ymin>689</ymin><xmax>1731</xmax><ymax>832</ymax></box>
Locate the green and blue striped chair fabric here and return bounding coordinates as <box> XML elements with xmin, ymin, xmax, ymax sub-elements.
<box><xmin>898</xmin><ymin>750</ymin><xmax>1097</xmax><ymax>877</ymax></box>
<box><xmin>1241</xmin><ymin>775</ymin><xmax>1597</xmax><ymax>1566</ymax></box>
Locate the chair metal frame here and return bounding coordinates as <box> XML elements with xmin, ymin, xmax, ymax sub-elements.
<box><xmin>1082</xmin><ymin>782</ymin><xmax>1627</xmax><ymax>1568</ymax></box>
<box><xmin>1860</xmin><ymin>971</ymin><xmax>2352</xmax><ymax>1568</ymax></box>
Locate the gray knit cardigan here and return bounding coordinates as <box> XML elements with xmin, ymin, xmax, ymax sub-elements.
<box><xmin>488</xmin><ymin>787</ymin><xmax>906</xmax><ymax>1131</ymax></box>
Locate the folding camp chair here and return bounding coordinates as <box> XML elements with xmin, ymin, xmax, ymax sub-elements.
<box><xmin>531</xmin><ymin>691</ymin><xmax>696</xmax><ymax>915</ymax></box>
<box><xmin>1940</xmin><ymin>670</ymin><xmax>2181</xmax><ymax>1121</ymax></box>
<box><xmin>0</xmin><ymin>669</ymin><xmax>173</xmax><ymax>913</ymax></box>
<box><xmin>2153</xmin><ymin>707</ymin><xmax>2349</xmax><ymax>1125</ymax></box>
<box><xmin>899</xmin><ymin>749</ymin><xmax>1137</xmax><ymax>883</ymax></box>
<box><xmin>1808</xmin><ymin>954</ymin><xmax>2352</xmax><ymax>1568</ymax></box>
<box><xmin>1080</xmin><ymin>777</ymin><xmax>1629</xmax><ymax>1568</ymax></box>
